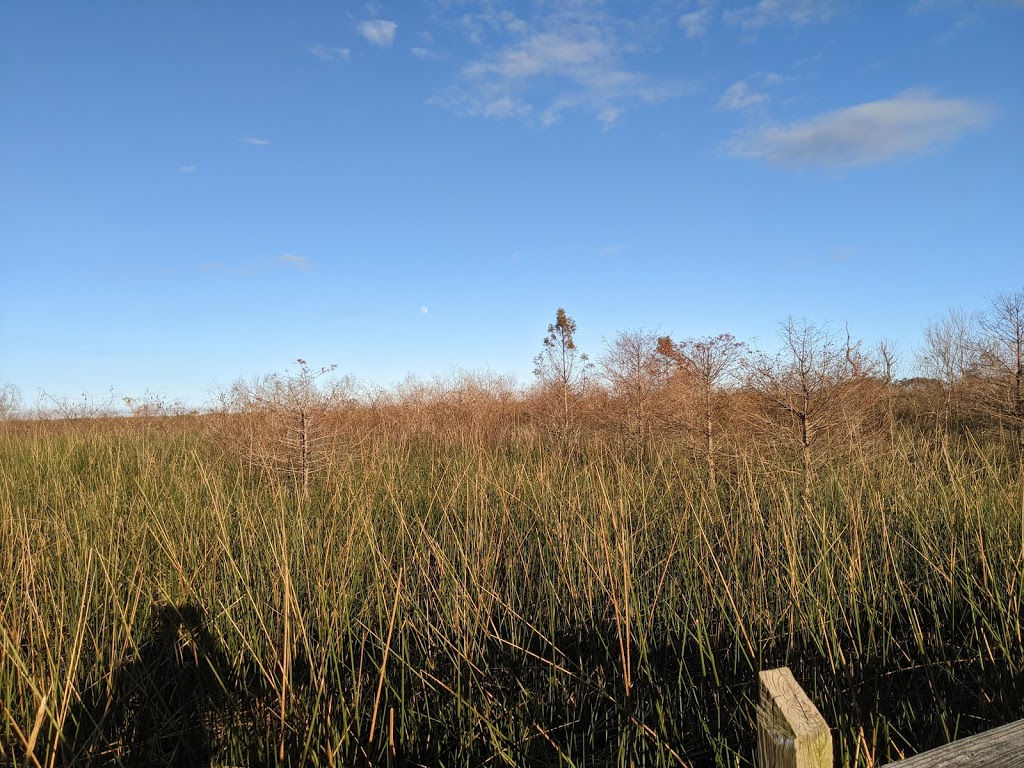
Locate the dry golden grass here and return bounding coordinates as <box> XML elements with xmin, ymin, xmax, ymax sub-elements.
<box><xmin>1</xmin><ymin>390</ymin><xmax>1021</xmax><ymax>766</ymax></box>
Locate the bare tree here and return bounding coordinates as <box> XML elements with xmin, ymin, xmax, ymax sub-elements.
<box><xmin>975</xmin><ymin>289</ymin><xmax>1024</xmax><ymax>450</ymax></box>
<box><xmin>877</xmin><ymin>339</ymin><xmax>899</xmax><ymax>438</ymax></box>
<box><xmin>226</xmin><ymin>360</ymin><xmax>348</xmax><ymax>501</ymax></box>
<box><xmin>0</xmin><ymin>383</ymin><xmax>22</xmax><ymax>419</ymax></box>
<box><xmin>657</xmin><ymin>333</ymin><xmax>745</xmax><ymax>485</ymax></box>
<box><xmin>919</xmin><ymin>308</ymin><xmax>976</xmax><ymax>432</ymax></box>
<box><xmin>745</xmin><ymin>318</ymin><xmax>860</xmax><ymax>512</ymax></box>
<box><xmin>533</xmin><ymin>308</ymin><xmax>591</xmax><ymax>439</ymax></box>
<box><xmin>600</xmin><ymin>330</ymin><xmax>665</xmax><ymax>453</ymax></box>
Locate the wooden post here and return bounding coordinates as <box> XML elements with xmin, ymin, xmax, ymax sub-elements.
<box><xmin>758</xmin><ymin>667</ymin><xmax>833</xmax><ymax>768</ymax></box>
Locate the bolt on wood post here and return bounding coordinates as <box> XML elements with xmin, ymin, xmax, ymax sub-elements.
<box><xmin>758</xmin><ymin>667</ymin><xmax>833</xmax><ymax>768</ymax></box>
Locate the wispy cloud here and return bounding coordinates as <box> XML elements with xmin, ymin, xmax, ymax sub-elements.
<box><xmin>937</xmin><ymin>14</ymin><xmax>977</xmax><ymax>42</ymax></box>
<box><xmin>911</xmin><ymin>0</ymin><xmax>1024</xmax><ymax>11</ymax></box>
<box><xmin>718</xmin><ymin>81</ymin><xmax>768</xmax><ymax>111</ymax></box>
<box><xmin>455</xmin><ymin>9</ymin><xmax>528</xmax><ymax>45</ymax></box>
<box><xmin>678</xmin><ymin>9</ymin><xmax>711</xmax><ymax>39</ymax></box>
<box><xmin>310</xmin><ymin>44</ymin><xmax>352</xmax><ymax>62</ymax></box>
<box><xmin>724</xmin><ymin>90</ymin><xmax>991</xmax><ymax>170</ymax></box>
<box><xmin>784</xmin><ymin>245</ymin><xmax>856</xmax><ymax>270</ymax></box>
<box><xmin>411</xmin><ymin>47</ymin><xmax>440</xmax><ymax>60</ymax></box>
<box><xmin>756</xmin><ymin>71</ymin><xmax>787</xmax><ymax>86</ymax></box>
<box><xmin>200</xmin><ymin>262</ymin><xmax>255</xmax><ymax>277</ymax></box>
<box><xmin>910</xmin><ymin>0</ymin><xmax>1024</xmax><ymax>41</ymax></box>
<box><xmin>177</xmin><ymin>164</ymin><xmax>198</xmax><ymax>173</ymax></box>
<box><xmin>280</xmin><ymin>253</ymin><xmax>313</xmax><ymax>271</ymax></box>
<box><xmin>724</xmin><ymin>0</ymin><xmax>840</xmax><ymax>34</ymax></box>
<box><xmin>240</xmin><ymin>137</ymin><xmax>271</xmax><ymax>146</ymax></box>
<box><xmin>200</xmin><ymin>254</ymin><xmax>313</xmax><ymax>277</ymax></box>
<box><xmin>358</xmin><ymin>19</ymin><xmax>398</xmax><ymax>47</ymax></box>
<box><xmin>431</xmin><ymin>10</ymin><xmax>693</xmax><ymax>127</ymax></box>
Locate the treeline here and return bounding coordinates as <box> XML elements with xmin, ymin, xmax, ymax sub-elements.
<box><xmin>90</xmin><ymin>289</ymin><xmax>992</xmax><ymax>509</ymax></box>
<box><xmin>3</xmin><ymin>290</ymin><xmax>1021</xmax><ymax>468</ymax></box>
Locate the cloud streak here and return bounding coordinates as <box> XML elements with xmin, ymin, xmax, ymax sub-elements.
<box><xmin>280</xmin><ymin>253</ymin><xmax>313</xmax><ymax>271</ymax></box>
<box><xmin>358</xmin><ymin>19</ymin><xmax>397</xmax><ymax>47</ymax></box>
<box><xmin>240</xmin><ymin>137</ymin><xmax>271</xmax><ymax>146</ymax></box>
<box><xmin>718</xmin><ymin>81</ymin><xmax>768</xmax><ymax>111</ymax></box>
<box><xmin>724</xmin><ymin>90</ymin><xmax>990</xmax><ymax>169</ymax></box>
<box><xmin>724</xmin><ymin>0</ymin><xmax>840</xmax><ymax>33</ymax></box>
<box><xmin>678</xmin><ymin>9</ymin><xmax>711</xmax><ymax>39</ymax></box>
<box><xmin>200</xmin><ymin>254</ymin><xmax>313</xmax><ymax>277</ymax></box>
<box><xmin>310</xmin><ymin>44</ymin><xmax>351</xmax><ymax>62</ymax></box>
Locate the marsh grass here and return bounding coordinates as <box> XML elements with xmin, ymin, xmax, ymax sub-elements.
<box><xmin>1</xmin><ymin>415</ymin><xmax>1021</xmax><ymax>766</ymax></box>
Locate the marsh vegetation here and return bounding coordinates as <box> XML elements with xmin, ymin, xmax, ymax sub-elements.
<box><xmin>2</xmin><ymin>298</ymin><xmax>1022</xmax><ymax>767</ymax></box>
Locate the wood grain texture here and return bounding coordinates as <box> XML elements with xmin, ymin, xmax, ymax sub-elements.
<box><xmin>758</xmin><ymin>667</ymin><xmax>833</xmax><ymax>768</ymax></box>
<box><xmin>883</xmin><ymin>718</ymin><xmax>1024</xmax><ymax>767</ymax></box>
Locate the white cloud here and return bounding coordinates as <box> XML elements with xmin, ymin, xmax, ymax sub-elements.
<box><xmin>358</xmin><ymin>19</ymin><xmax>397</xmax><ymax>47</ymax></box>
<box><xmin>497</xmin><ymin>11</ymin><xmax>527</xmax><ymax>34</ymax></box>
<box><xmin>310</xmin><ymin>44</ymin><xmax>352</xmax><ymax>62</ymax></box>
<box><xmin>678</xmin><ymin>9</ymin><xmax>711</xmax><ymax>39</ymax></box>
<box><xmin>411</xmin><ymin>47</ymin><xmax>440</xmax><ymax>59</ymax></box>
<box><xmin>463</xmin><ymin>34</ymin><xmax>611</xmax><ymax>80</ymax></box>
<box><xmin>177</xmin><ymin>164</ymin><xmax>198</xmax><ymax>173</ymax></box>
<box><xmin>482</xmin><ymin>95</ymin><xmax>532</xmax><ymax>120</ymax></box>
<box><xmin>456</xmin><ymin>9</ymin><xmax>528</xmax><ymax>44</ymax></box>
<box><xmin>420</xmin><ymin>306</ymin><xmax>429</xmax><ymax>314</ymax></box>
<box><xmin>240</xmin><ymin>137</ymin><xmax>271</xmax><ymax>146</ymax></box>
<box><xmin>596</xmin><ymin>106</ymin><xmax>620</xmax><ymax>126</ymax></box>
<box><xmin>435</xmin><ymin>12</ymin><xmax>693</xmax><ymax>127</ymax></box>
<box><xmin>724</xmin><ymin>0</ymin><xmax>839</xmax><ymax>33</ymax></box>
<box><xmin>724</xmin><ymin>90</ymin><xmax>991</xmax><ymax>170</ymax></box>
<box><xmin>718</xmin><ymin>81</ymin><xmax>768</xmax><ymax>110</ymax></box>
<box><xmin>280</xmin><ymin>254</ymin><xmax>313</xmax><ymax>271</ymax></box>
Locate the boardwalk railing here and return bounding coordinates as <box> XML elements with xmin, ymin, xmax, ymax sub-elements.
<box><xmin>757</xmin><ymin>667</ymin><xmax>1024</xmax><ymax>768</ymax></box>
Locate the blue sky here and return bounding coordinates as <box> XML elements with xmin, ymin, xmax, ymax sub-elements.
<box><xmin>1</xmin><ymin>1</ymin><xmax>1022</xmax><ymax>408</ymax></box>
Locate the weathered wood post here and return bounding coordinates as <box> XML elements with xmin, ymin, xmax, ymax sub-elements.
<box><xmin>758</xmin><ymin>667</ymin><xmax>833</xmax><ymax>768</ymax></box>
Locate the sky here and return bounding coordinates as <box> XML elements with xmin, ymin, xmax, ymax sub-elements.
<box><xmin>1</xmin><ymin>1</ymin><xmax>1022</xmax><ymax>409</ymax></box>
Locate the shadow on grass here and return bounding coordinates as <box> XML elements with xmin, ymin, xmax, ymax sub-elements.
<box><xmin>62</xmin><ymin>603</ymin><xmax>234</xmax><ymax>768</ymax></box>
<box><xmin>43</xmin><ymin>599</ymin><xmax>1023</xmax><ymax>766</ymax></box>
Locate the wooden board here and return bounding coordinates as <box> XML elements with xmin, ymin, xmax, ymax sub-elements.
<box><xmin>883</xmin><ymin>718</ymin><xmax>1024</xmax><ymax>767</ymax></box>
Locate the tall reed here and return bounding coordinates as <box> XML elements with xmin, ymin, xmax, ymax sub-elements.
<box><xmin>1</xmin><ymin>415</ymin><xmax>1021</xmax><ymax>766</ymax></box>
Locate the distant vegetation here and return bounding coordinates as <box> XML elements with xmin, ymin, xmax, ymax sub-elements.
<box><xmin>1</xmin><ymin>292</ymin><xmax>1021</xmax><ymax>767</ymax></box>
